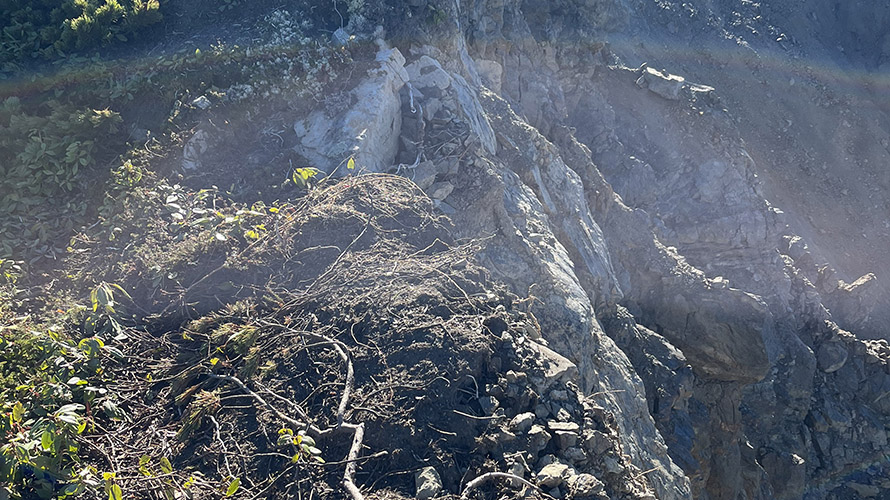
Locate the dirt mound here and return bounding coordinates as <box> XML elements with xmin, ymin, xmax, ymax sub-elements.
<box><xmin>60</xmin><ymin>176</ymin><xmax>647</xmax><ymax>499</ymax></box>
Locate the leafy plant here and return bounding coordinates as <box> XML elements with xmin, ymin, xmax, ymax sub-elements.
<box><xmin>0</xmin><ymin>283</ymin><xmax>131</xmax><ymax>498</ymax></box>
<box><xmin>277</xmin><ymin>428</ymin><xmax>324</xmax><ymax>463</ymax></box>
<box><xmin>0</xmin><ymin>97</ymin><xmax>124</xmax><ymax>259</ymax></box>
<box><xmin>0</xmin><ymin>0</ymin><xmax>163</xmax><ymax>69</ymax></box>
<box><xmin>0</xmin><ymin>260</ymin><xmax>23</xmax><ymax>285</ymax></box>
<box><xmin>290</xmin><ymin>166</ymin><xmax>320</xmax><ymax>189</ymax></box>
<box><xmin>84</xmin><ymin>282</ymin><xmax>132</xmax><ymax>337</ymax></box>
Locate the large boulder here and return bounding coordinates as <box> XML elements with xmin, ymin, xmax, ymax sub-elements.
<box><xmin>293</xmin><ymin>45</ymin><xmax>408</xmax><ymax>174</ymax></box>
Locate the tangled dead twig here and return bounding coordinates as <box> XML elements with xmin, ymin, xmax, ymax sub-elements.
<box><xmin>257</xmin><ymin>321</ymin><xmax>356</xmax><ymax>428</ymax></box>
<box><xmin>460</xmin><ymin>472</ymin><xmax>551</xmax><ymax>500</ymax></box>
<box><xmin>207</xmin><ymin>374</ymin><xmax>322</xmax><ymax>437</ymax></box>
<box><xmin>207</xmin><ymin>319</ymin><xmax>368</xmax><ymax>500</ymax></box>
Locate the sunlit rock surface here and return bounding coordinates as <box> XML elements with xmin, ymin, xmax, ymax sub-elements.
<box><xmin>280</xmin><ymin>0</ymin><xmax>890</xmax><ymax>498</ymax></box>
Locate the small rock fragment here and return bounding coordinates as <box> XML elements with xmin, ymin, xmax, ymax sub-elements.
<box><xmin>508</xmin><ymin>461</ymin><xmax>526</xmax><ymax>487</ymax></box>
<box><xmin>537</xmin><ymin>463</ymin><xmax>572</xmax><ymax>488</ymax></box>
<box><xmin>817</xmin><ymin>341</ymin><xmax>848</xmax><ymax>373</ymax></box>
<box><xmin>332</xmin><ymin>27</ymin><xmax>350</xmax><ymax>46</ymax></box>
<box><xmin>527</xmin><ymin>342</ymin><xmax>579</xmax><ymax>391</ymax></box>
<box><xmin>191</xmin><ymin>95</ymin><xmax>211</xmax><ymax>110</ymax></box>
<box><xmin>562</xmin><ymin>447</ymin><xmax>587</xmax><ymax>463</ymax></box>
<box><xmin>583</xmin><ymin>430</ymin><xmax>612</xmax><ymax>455</ymax></box>
<box><xmin>550</xmin><ymin>389</ymin><xmax>569</xmax><ymax>401</ymax></box>
<box><xmin>506</xmin><ymin>370</ymin><xmax>527</xmax><ymax>384</ymax></box>
<box><xmin>537</xmin><ymin>454</ymin><xmax>559</xmax><ymax>468</ymax></box>
<box><xmin>410</xmin><ymin>160</ymin><xmax>438</xmax><ymax>190</ymax></box>
<box><xmin>511</xmin><ymin>412</ymin><xmax>536</xmax><ymax>433</ymax></box>
<box><xmin>548</xmin><ymin>421</ymin><xmax>580</xmax><ymax>433</ymax></box>
<box><xmin>567</xmin><ymin>473</ymin><xmax>604</xmax><ymax>498</ymax></box>
<box><xmin>555</xmin><ymin>430</ymin><xmax>579</xmax><ymax>450</ymax></box>
<box><xmin>494</xmin><ymin>430</ymin><xmax>517</xmax><ymax>444</ymax></box>
<box><xmin>636</xmin><ymin>66</ymin><xmax>685</xmax><ymax>100</ymax></box>
<box><xmin>182</xmin><ymin>129</ymin><xmax>211</xmax><ymax>171</ymax></box>
<box><xmin>428</xmin><ymin>181</ymin><xmax>454</xmax><ymax>201</ymax></box>
<box><xmin>478</xmin><ymin>396</ymin><xmax>499</xmax><ymax>416</ymax></box>
<box><xmin>415</xmin><ymin>467</ymin><xmax>442</xmax><ymax>500</ymax></box>
<box><xmin>527</xmin><ymin>425</ymin><xmax>552</xmax><ymax>454</ymax></box>
<box><xmin>603</xmin><ymin>455</ymin><xmax>624</xmax><ymax>474</ymax></box>
<box><xmin>406</xmin><ymin>55</ymin><xmax>453</xmax><ymax>91</ymax></box>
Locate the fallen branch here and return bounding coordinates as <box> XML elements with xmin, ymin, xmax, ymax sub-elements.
<box><xmin>209</xmin><ymin>333</ymin><xmax>366</xmax><ymax>500</ymax></box>
<box><xmin>258</xmin><ymin>322</ymin><xmax>356</xmax><ymax>428</ymax></box>
<box><xmin>453</xmin><ymin>409</ymin><xmax>499</xmax><ymax>420</ymax></box>
<box><xmin>206</xmin><ymin>374</ymin><xmax>322</xmax><ymax>438</ymax></box>
<box><xmin>341</xmin><ymin>422</ymin><xmax>366</xmax><ymax>500</ymax></box>
<box><xmin>208</xmin><ymin>414</ymin><xmax>233</xmax><ymax>478</ymax></box>
<box><xmin>320</xmin><ymin>450</ymin><xmax>387</xmax><ymax>467</ymax></box>
<box><xmin>461</xmin><ymin>472</ymin><xmax>551</xmax><ymax>500</ymax></box>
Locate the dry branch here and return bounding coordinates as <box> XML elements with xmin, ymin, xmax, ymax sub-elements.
<box><xmin>460</xmin><ymin>472</ymin><xmax>550</xmax><ymax>500</ymax></box>
<box><xmin>207</xmin><ymin>374</ymin><xmax>322</xmax><ymax>438</ymax></box>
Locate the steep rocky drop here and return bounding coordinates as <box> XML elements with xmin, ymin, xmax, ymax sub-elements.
<box><xmin>270</xmin><ymin>1</ymin><xmax>890</xmax><ymax>498</ymax></box>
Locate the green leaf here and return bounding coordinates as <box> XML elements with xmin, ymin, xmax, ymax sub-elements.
<box><xmin>11</xmin><ymin>401</ymin><xmax>24</xmax><ymax>423</ymax></box>
<box><xmin>102</xmin><ymin>400</ymin><xmax>124</xmax><ymax>420</ymax></box>
<box><xmin>104</xmin><ymin>346</ymin><xmax>126</xmax><ymax>359</ymax></box>
<box><xmin>159</xmin><ymin>457</ymin><xmax>173</xmax><ymax>474</ymax></box>
<box><xmin>79</xmin><ymin>337</ymin><xmax>105</xmax><ymax>358</ymax></box>
<box><xmin>58</xmin><ymin>414</ymin><xmax>79</xmax><ymax>425</ymax></box>
<box><xmin>347</xmin><ymin>157</ymin><xmax>355</xmax><ymax>170</ymax></box>
<box><xmin>57</xmin><ymin>403</ymin><xmax>86</xmax><ymax>414</ymax></box>
<box><xmin>41</xmin><ymin>430</ymin><xmax>54</xmax><ymax>451</ymax></box>
<box><xmin>97</xmin><ymin>284</ymin><xmax>111</xmax><ymax>310</ymax></box>
<box><xmin>63</xmin><ymin>483</ymin><xmax>84</xmax><ymax>496</ymax></box>
<box><xmin>139</xmin><ymin>455</ymin><xmax>151</xmax><ymax>466</ymax></box>
<box><xmin>225</xmin><ymin>477</ymin><xmax>240</xmax><ymax>497</ymax></box>
<box><xmin>108</xmin><ymin>484</ymin><xmax>123</xmax><ymax>500</ymax></box>
<box><xmin>109</xmin><ymin>283</ymin><xmax>132</xmax><ymax>302</ymax></box>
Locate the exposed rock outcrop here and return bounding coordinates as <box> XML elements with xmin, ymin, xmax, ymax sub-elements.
<box><xmin>293</xmin><ymin>46</ymin><xmax>408</xmax><ymax>173</ymax></box>
<box><xmin>273</xmin><ymin>0</ymin><xmax>890</xmax><ymax>498</ymax></box>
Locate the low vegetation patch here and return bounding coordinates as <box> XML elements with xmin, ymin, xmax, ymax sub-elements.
<box><xmin>0</xmin><ymin>175</ymin><xmax>529</xmax><ymax>499</ymax></box>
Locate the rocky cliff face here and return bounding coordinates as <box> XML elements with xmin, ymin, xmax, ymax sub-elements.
<box><xmin>249</xmin><ymin>1</ymin><xmax>890</xmax><ymax>498</ymax></box>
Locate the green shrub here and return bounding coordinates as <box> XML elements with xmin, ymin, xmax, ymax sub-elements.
<box><xmin>0</xmin><ymin>97</ymin><xmax>124</xmax><ymax>259</ymax></box>
<box><xmin>0</xmin><ymin>282</ymin><xmax>131</xmax><ymax>498</ymax></box>
<box><xmin>0</xmin><ymin>0</ymin><xmax>162</xmax><ymax>69</ymax></box>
